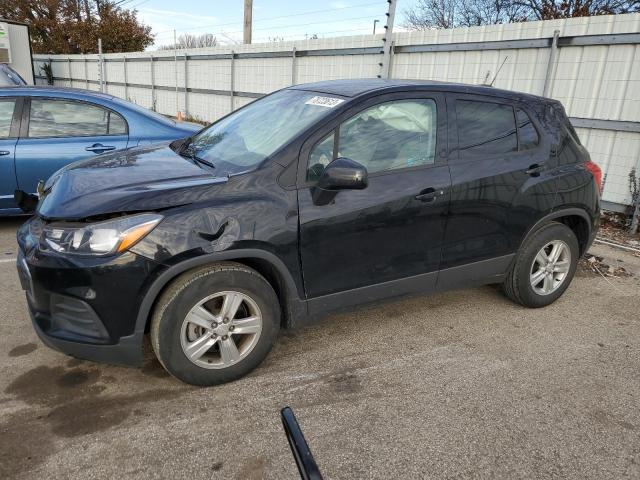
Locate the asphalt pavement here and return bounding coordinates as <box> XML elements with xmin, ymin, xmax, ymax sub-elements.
<box><xmin>1</xmin><ymin>217</ymin><xmax>639</xmax><ymax>479</ymax></box>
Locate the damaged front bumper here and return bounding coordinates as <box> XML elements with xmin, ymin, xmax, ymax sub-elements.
<box><xmin>16</xmin><ymin>218</ymin><xmax>166</xmax><ymax>367</ymax></box>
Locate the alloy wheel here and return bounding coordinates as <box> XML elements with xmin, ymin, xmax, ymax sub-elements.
<box><xmin>180</xmin><ymin>291</ymin><xmax>263</xmax><ymax>369</ymax></box>
<box><xmin>529</xmin><ymin>240</ymin><xmax>572</xmax><ymax>296</ymax></box>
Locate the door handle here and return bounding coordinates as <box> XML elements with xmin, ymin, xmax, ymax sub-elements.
<box><xmin>525</xmin><ymin>163</ymin><xmax>545</xmax><ymax>176</ymax></box>
<box><xmin>0</xmin><ymin>150</ymin><xmax>10</xmax><ymax>156</ymax></box>
<box><xmin>415</xmin><ymin>188</ymin><xmax>444</xmax><ymax>202</ymax></box>
<box><xmin>85</xmin><ymin>144</ymin><xmax>116</xmax><ymax>153</ymax></box>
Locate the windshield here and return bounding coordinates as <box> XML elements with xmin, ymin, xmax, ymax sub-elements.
<box><xmin>186</xmin><ymin>89</ymin><xmax>342</xmax><ymax>175</ymax></box>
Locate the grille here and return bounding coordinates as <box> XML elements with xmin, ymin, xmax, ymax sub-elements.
<box><xmin>50</xmin><ymin>294</ymin><xmax>109</xmax><ymax>340</ymax></box>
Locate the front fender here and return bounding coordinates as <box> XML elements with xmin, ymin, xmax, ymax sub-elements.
<box><xmin>132</xmin><ymin>249</ymin><xmax>308</xmax><ymax>339</ymax></box>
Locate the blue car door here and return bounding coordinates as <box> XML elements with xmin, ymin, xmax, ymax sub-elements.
<box><xmin>0</xmin><ymin>97</ymin><xmax>21</xmax><ymax>212</ymax></box>
<box><xmin>14</xmin><ymin>97</ymin><xmax>129</xmax><ymax>194</ymax></box>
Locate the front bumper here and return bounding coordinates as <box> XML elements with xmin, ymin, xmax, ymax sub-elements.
<box><xmin>29</xmin><ymin>306</ymin><xmax>145</xmax><ymax>367</ymax></box>
<box><xmin>17</xmin><ymin>235</ymin><xmax>165</xmax><ymax>367</ymax></box>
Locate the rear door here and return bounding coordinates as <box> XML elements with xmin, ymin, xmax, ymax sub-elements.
<box><xmin>15</xmin><ymin>97</ymin><xmax>129</xmax><ymax>193</ymax></box>
<box><xmin>0</xmin><ymin>97</ymin><xmax>21</xmax><ymax>211</ymax></box>
<box><xmin>297</xmin><ymin>92</ymin><xmax>451</xmax><ymax>301</ymax></box>
<box><xmin>442</xmin><ymin>94</ymin><xmax>556</xmax><ymax>275</ymax></box>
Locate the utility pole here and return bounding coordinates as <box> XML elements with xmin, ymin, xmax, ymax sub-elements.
<box><xmin>373</xmin><ymin>19</ymin><xmax>379</xmax><ymax>35</ymax></box>
<box><xmin>174</xmin><ymin>29</ymin><xmax>179</xmax><ymax>117</ymax></box>
<box><xmin>243</xmin><ymin>0</ymin><xmax>253</xmax><ymax>44</ymax></box>
<box><xmin>98</xmin><ymin>38</ymin><xmax>104</xmax><ymax>93</ymax></box>
<box><xmin>632</xmin><ymin>169</ymin><xmax>640</xmax><ymax>234</ymax></box>
<box><xmin>378</xmin><ymin>0</ymin><xmax>397</xmax><ymax>79</ymax></box>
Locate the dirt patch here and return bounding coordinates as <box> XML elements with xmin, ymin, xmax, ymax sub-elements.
<box><xmin>141</xmin><ymin>359</ymin><xmax>171</xmax><ymax>378</ymax></box>
<box><xmin>8</xmin><ymin>342</ymin><xmax>37</xmax><ymax>357</ymax></box>
<box><xmin>5</xmin><ymin>365</ymin><xmax>106</xmax><ymax>407</ymax></box>
<box><xmin>235</xmin><ymin>455</ymin><xmax>267</xmax><ymax>480</ymax></box>
<box><xmin>1</xmin><ymin>364</ymin><xmax>189</xmax><ymax>478</ymax></box>
<box><xmin>578</xmin><ymin>255</ymin><xmax>632</xmax><ymax>278</ymax></box>
<box><xmin>599</xmin><ymin>211</ymin><xmax>640</xmax><ymax>242</ymax></box>
<box><xmin>327</xmin><ymin>371</ymin><xmax>363</xmax><ymax>395</ymax></box>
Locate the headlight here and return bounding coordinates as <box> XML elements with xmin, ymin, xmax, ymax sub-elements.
<box><xmin>40</xmin><ymin>213</ymin><xmax>162</xmax><ymax>256</ymax></box>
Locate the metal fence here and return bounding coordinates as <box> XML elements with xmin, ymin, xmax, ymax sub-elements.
<box><xmin>33</xmin><ymin>13</ymin><xmax>640</xmax><ymax>211</ymax></box>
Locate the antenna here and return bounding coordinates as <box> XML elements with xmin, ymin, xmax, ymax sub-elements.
<box><xmin>489</xmin><ymin>56</ymin><xmax>509</xmax><ymax>87</ymax></box>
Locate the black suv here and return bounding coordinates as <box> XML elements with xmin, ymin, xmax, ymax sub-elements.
<box><xmin>16</xmin><ymin>79</ymin><xmax>601</xmax><ymax>386</ymax></box>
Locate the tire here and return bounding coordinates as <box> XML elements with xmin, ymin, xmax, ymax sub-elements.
<box><xmin>502</xmin><ymin>222</ymin><xmax>579</xmax><ymax>308</ymax></box>
<box><xmin>150</xmin><ymin>262</ymin><xmax>280</xmax><ymax>386</ymax></box>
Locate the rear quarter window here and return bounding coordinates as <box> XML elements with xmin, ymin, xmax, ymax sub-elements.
<box><xmin>516</xmin><ymin>108</ymin><xmax>539</xmax><ymax>150</ymax></box>
<box><xmin>456</xmin><ymin>100</ymin><xmax>517</xmax><ymax>158</ymax></box>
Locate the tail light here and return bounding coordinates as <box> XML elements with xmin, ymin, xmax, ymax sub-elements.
<box><xmin>584</xmin><ymin>160</ymin><xmax>603</xmax><ymax>195</ymax></box>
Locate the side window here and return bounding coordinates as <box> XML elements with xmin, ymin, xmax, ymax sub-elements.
<box><xmin>28</xmin><ymin>99</ymin><xmax>127</xmax><ymax>138</ymax></box>
<box><xmin>456</xmin><ymin>100</ymin><xmax>517</xmax><ymax>157</ymax></box>
<box><xmin>516</xmin><ymin>108</ymin><xmax>539</xmax><ymax>150</ymax></box>
<box><xmin>109</xmin><ymin>112</ymin><xmax>127</xmax><ymax>135</ymax></box>
<box><xmin>307</xmin><ymin>132</ymin><xmax>335</xmax><ymax>182</ymax></box>
<box><xmin>338</xmin><ymin>99</ymin><xmax>437</xmax><ymax>175</ymax></box>
<box><xmin>0</xmin><ymin>99</ymin><xmax>16</xmax><ymax>138</ymax></box>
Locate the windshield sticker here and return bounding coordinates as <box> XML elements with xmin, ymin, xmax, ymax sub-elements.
<box><xmin>305</xmin><ymin>96</ymin><xmax>345</xmax><ymax>108</ymax></box>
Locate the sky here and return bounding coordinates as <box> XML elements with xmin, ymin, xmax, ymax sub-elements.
<box><xmin>130</xmin><ymin>0</ymin><xmax>420</xmax><ymax>49</ymax></box>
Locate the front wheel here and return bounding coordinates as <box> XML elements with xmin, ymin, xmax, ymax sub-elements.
<box><xmin>150</xmin><ymin>263</ymin><xmax>280</xmax><ymax>386</ymax></box>
<box><xmin>502</xmin><ymin>222</ymin><xmax>579</xmax><ymax>308</ymax></box>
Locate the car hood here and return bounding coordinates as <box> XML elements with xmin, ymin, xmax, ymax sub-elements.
<box><xmin>37</xmin><ymin>143</ymin><xmax>227</xmax><ymax>220</ymax></box>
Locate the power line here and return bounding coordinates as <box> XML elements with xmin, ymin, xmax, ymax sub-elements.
<box><xmin>253</xmin><ymin>27</ymin><xmax>375</xmax><ymax>42</ymax></box>
<box><xmin>152</xmin><ymin>14</ymin><xmax>383</xmax><ymax>40</ymax></box>
<box><xmin>130</xmin><ymin>0</ymin><xmax>151</xmax><ymax>8</ymax></box>
<box><xmin>152</xmin><ymin>1</ymin><xmax>381</xmax><ymax>36</ymax></box>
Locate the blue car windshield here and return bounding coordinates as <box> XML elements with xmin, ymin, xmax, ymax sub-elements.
<box><xmin>188</xmin><ymin>89</ymin><xmax>342</xmax><ymax>174</ymax></box>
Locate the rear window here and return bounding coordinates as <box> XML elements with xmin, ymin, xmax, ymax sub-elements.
<box><xmin>113</xmin><ymin>97</ymin><xmax>177</xmax><ymax>126</ymax></box>
<box><xmin>456</xmin><ymin>100</ymin><xmax>517</xmax><ymax>157</ymax></box>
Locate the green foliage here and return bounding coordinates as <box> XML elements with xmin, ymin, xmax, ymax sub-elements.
<box><xmin>0</xmin><ymin>0</ymin><xmax>154</xmax><ymax>54</ymax></box>
<box><xmin>40</xmin><ymin>59</ymin><xmax>54</xmax><ymax>85</ymax></box>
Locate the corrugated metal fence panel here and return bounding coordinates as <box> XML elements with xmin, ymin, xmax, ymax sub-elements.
<box><xmin>32</xmin><ymin>13</ymin><xmax>640</xmax><ymax>207</ymax></box>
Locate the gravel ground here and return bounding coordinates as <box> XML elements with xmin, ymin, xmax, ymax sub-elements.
<box><xmin>0</xmin><ymin>217</ymin><xmax>639</xmax><ymax>480</ymax></box>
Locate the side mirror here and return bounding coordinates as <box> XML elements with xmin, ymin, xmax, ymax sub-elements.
<box><xmin>317</xmin><ymin>157</ymin><xmax>368</xmax><ymax>191</ymax></box>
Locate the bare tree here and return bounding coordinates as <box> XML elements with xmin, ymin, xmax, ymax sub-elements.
<box><xmin>159</xmin><ymin>33</ymin><xmax>218</xmax><ymax>50</ymax></box>
<box><xmin>460</xmin><ymin>0</ymin><xmax>529</xmax><ymax>25</ymax></box>
<box><xmin>403</xmin><ymin>0</ymin><xmax>639</xmax><ymax>29</ymax></box>
<box><xmin>515</xmin><ymin>0</ymin><xmax>639</xmax><ymax>20</ymax></box>
<box><xmin>404</xmin><ymin>0</ymin><xmax>458</xmax><ymax>29</ymax></box>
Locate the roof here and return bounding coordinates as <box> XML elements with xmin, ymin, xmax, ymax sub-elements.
<box><xmin>290</xmin><ymin>78</ymin><xmax>548</xmax><ymax>103</ymax></box>
<box><xmin>0</xmin><ymin>86</ymin><xmax>116</xmax><ymax>100</ymax></box>
<box><xmin>0</xmin><ymin>18</ymin><xmax>30</xmax><ymax>27</ymax></box>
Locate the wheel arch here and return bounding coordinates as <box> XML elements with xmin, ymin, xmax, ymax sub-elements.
<box><xmin>135</xmin><ymin>250</ymin><xmax>307</xmax><ymax>337</ymax></box>
<box><xmin>521</xmin><ymin>208</ymin><xmax>593</xmax><ymax>256</ymax></box>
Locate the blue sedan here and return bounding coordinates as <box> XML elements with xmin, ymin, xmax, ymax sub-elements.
<box><xmin>0</xmin><ymin>87</ymin><xmax>201</xmax><ymax>215</ymax></box>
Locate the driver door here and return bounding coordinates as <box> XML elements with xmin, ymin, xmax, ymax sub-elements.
<box><xmin>297</xmin><ymin>92</ymin><xmax>451</xmax><ymax>309</ymax></box>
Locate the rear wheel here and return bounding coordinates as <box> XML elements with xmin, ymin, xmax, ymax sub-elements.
<box><xmin>502</xmin><ymin>222</ymin><xmax>579</xmax><ymax>308</ymax></box>
<box><xmin>150</xmin><ymin>263</ymin><xmax>280</xmax><ymax>386</ymax></box>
